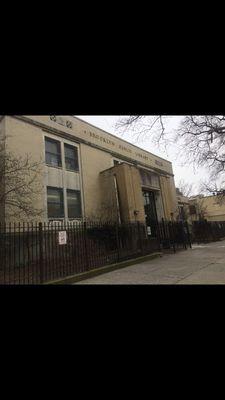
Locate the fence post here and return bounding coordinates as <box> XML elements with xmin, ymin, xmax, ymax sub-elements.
<box><xmin>181</xmin><ymin>221</ymin><xmax>187</xmax><ymax>250</ymax></box>
<box><xmin>170</xmin><ymin>221</ymin><xmax>176</xmax><ymax>253</ymax></box>
<box><xmin>83</xmin><ymin>221</ymin><xmax>89</xmax><ymax>270</ymax></box>
<box><xmin>137</xmin><ymin>221</ymin><xmax>143</xmax><ymax>255</ymax></box>
<box><xmin>185</xmin><ymin>222</ymin><xmax>192</xmax><ymax>248</ymax></box>
<box><xmin>0</xmin><ymin>222</ymin><xmax>6</xmax><ymax>284</ymax></box>
<box><xmin>162</xmin><ymin>218</ymin><xmax>167</xmax><ymax>246</ymax></box>
<box><xmin>115</xmin><ymin>223</ymin><xmax>120</xmax><ymax>262</ymax></box>
<box><xmin>39</xmin><ymin>222</ymin><xmax>44</xmax><ymax>284</ymax></box>
<box><xmin>155</xmin><ymin>220</ymin><xmax>162</xmax><ymax>252</ymax></box>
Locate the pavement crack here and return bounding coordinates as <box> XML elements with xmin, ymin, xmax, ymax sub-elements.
<box><xmin>174</xmin><ymin>259</ymin><xmax>223</xmax><ymax>284</ymax></box>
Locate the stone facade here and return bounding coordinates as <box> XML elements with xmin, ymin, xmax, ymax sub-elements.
<box><xmin>0</xmin><ymin>115</ymin><xmax>178</xmax><ymax>224</ymax></box>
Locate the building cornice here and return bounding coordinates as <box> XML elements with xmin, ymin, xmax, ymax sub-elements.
<box><xmin>10</xmin><ymin>115</ymin><xmax>174</xmax><ymax>178</ymax></box>
<box><xmin>72</xmin><ymin>116</ymin><xmax>172</xmax><ymax>165</ymax></box>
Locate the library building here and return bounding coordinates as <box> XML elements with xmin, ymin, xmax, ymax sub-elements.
<box><xmin>0</xmin><ymin>115</ymin><xmax>178</xmax><ymax>228</ymax></box>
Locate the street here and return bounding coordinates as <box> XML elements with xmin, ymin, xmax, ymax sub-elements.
<box><xmin>75</xmin><ymin>240</ymin><xmax>225</xmax><ymax>284</ymax></box>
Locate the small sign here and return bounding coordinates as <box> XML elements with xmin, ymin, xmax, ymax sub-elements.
<box><xmin>58</xmin><ymin>231</ymin><xmax>67</xmax><ymax>245</ymax></box>
<box><xmin>147</xmin><ymin>226</ymin><xmax>151</xmax><ymax>236</ymax></box>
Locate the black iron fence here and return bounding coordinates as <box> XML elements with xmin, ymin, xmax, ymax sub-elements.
<box><xmin>157</xmin><ymin>219</ymin><xmax>192</xmax><ymax>252</ymax></box>
<box><xmin>0</xmin><ymin>220</ymin><xmax>191</xmax><ymax>284</ymax></box>
<box><xmin>191</xmin><ymin>220</ymin><xmax>225</xmax><ymax>243</ymax></box>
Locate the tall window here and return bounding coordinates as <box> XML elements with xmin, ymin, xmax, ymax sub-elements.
<box><xmin>47</xmin><ymin>187</ymin><xmax>64</xmax><ymax>218</ymax></box>
<box><xmin>140</xmin><ymin>170</ymin><xmax>152</xmax><ymax>186</ymax></box>
<box><xmin>45</xmin><ymin>138</ymin><xmax>62</xmax><ymax>167</ymax></box>
<box><xmin>67</xmin><ymin>190</ymin><xmax>82</xmax><ymax>218</ymax></box>
<box><xmin>64</xmin><ymin>144</ymin><xmax>79</xmax><ymax>171</ymax></box>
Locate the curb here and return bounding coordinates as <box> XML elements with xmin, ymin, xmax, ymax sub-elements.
<box><xmin>46</xmin><ymin>252</ymin><xmax>163</xmax><ymax>285</ymax></box>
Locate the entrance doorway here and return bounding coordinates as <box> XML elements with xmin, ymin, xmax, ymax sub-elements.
<box><xmin>142</xmin><ymin>190</ymin><xmax>158</xmax><ymax>236</ymax></box>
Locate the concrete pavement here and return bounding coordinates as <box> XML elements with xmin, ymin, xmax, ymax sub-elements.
<box><xmin>75</xmin><ymin>240</ymin><xmax>225</xmax><ymax>284</ymax></box>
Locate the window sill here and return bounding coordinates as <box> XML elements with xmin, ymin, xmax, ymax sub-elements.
<box><xmin>46</xmin><ymin>164</ymin><xmax>63</xmax><ymax>170</ymax></box>
<box><xmin>48</xmin><ymin>217</ymin><xmax>65</xmax><ymax>220</ymax></box>
<box><xmin>68</xmin><ymin>217</ymin><xmax>82</xmax><ymax>219</ymax></box>
<box><xmin>65</xmin><ymin>169</ymin><xmax>80</xmax><ymax>173</ymax></box>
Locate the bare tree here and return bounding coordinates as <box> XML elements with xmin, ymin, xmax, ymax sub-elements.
<box><xmin>177</xmin><ymin>179</ymin><xmax>195</xmax><ymax>197</ymax></box>
<box><xmin>0</xmin><ymin>139</ymin><xmax>44</xmax><ymax>220</ymax></box>
<box><xmin>199</xmin><ymin>180</ymin><xmax>225</xmax><ymax>205</ymax></box>
<box><xmin>86</xmin><ymin>204</ymin><xmax>119</xmax><ymax>224</ymax></box>
<box><xmin>189</xmin><ymin>196</ymin><xmax>208</xmax><ymax>221</ymax></box>
<box><xmin>175</xmin><ymin>180</ymin><xmax>192</xmax><ymax>221</ymax></box>
<box><xmin>116</xmin><ymin>115</ymin><xmax>225</xmax><ymax>195</ymax></box>
<box><xmin>116</xmin><ymin>115</ymin><xmax>168</xmax><ymax>145</ymax></box>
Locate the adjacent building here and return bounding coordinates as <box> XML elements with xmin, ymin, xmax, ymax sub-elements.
<box><xmin>189</xmin><ymin>195</ymin><xmax>225</xmax><ymax>222</ymax></box>
<box><xmin>0</xmin><ymin>115</ymin><xmax>178</xmax><ymax>229</ymax></box>
<box><xmin>176</xmin><ymin>188</ymin><xmax>190</xmax><ymax>222</ymax></box>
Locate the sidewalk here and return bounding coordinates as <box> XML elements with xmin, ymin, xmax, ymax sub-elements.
<box><xmin>75</xmin><ymin>241</ymin><xmax>225</xmax><ymax>284</ymax></box>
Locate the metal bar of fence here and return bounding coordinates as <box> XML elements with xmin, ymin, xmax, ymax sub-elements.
<box><xmin>67</xmin><ymin>225</ymin><xmax>71</xmax><ymax>277</ymax></box>
<box><xmin>43</xmin><ymin>222</ymin><xmax>47</xmax><ymax>281</ymax></box>
<box><xmin>22</xmin><ymin>222</ymin><xmax>25</xmax><ymax>284</ymax></box>
<box><xmin>63</xmin><ymin>222</ymin><xmax>67</xmax><ymax>277</ymax></box>
<box><xmin>39</xmin><ymin>222</ymin><xmax>44</xmax><ymax>284</ymax></box>
<box><xmin>54</xmin><ymin>222</ymin><xmax>58</xmax><ymax>280</ymax></box>
<box><xmin>186</xmin><ymin>222</ymin><xmax>192</xmax><ymax>249</ymax></box>
<box><xmin>18</xmin><ymin>222</ymin><xmax>21</xmax><ymax>284</ymax></box>
<box><xmin>30</xmin><ymin>223</ymin><xmax>33</xmax><ymax>284</ymax></box>
<box><xmin>82</xmin><ymin>221</ymin><xmax>87</xmax><ymax>272</ymax></box>
<box><xmin>62</xmin><ymin>222</ymin><xmax>66</xmax><ymax>277</ymax></box>
<box><xmin>66</xmin><ymin>222</ymin><xmax>70</xmax><ymax>276</ymax></box>
<box><xmin>26</xmin><ymin>223</ymin><xmax>29</xmax><ymax>284</ymax></box>
<box><xmin>45</xmin><ymin>223</ymin><xmax>47</xmax><ymax>281</ymax></box>
<box><xmin>171</xmin><ymin>222</ymin><xmax>176</xmax><ymax>253</ymax></box>
<box><xmin>49</xmin><ymin>223</ymin><xmax>52</xmax><ymax>281</ymax></box>
<box><xmin>74</xmin><ymin>222</ymin><xmax>78</xmax><ymax>274</ymax></box>
<box><xmin>76</xmin><ymin>222</ymin><xmax>81</xmax><ymax>273</ymax></box>
<box><xmin>8</xmin><ymin>223</ymin><xmax>11</xmax><ymax>284</ymax></box>
<box><xmin>3</xmin><ymin>223</ymin><xmax>6</xmax><ymax>284</ymax></box>
<box><xmin>87</xmin><ymin>222</ymin><xmax>91</xmax><ymax>268</ymax></box>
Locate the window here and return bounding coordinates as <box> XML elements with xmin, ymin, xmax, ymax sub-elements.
<box><xmin>67</xmin><ymin>190</ymin><xmax>82</xmax><ymax>218</ymax></box>
<box><xmin>45</xmin><ymin>138</ymin><xmax>62</xmax><ymax>167</ymax></box>
<box><xmin>140</xmin><ymin>170</ymin><xmax>152</xmax><ymax>186</ymax></box>
<box><xmin>47</xmin><ymin>187</ymin><xmax>64</xmax><ymax>218</ymax></box>
<box><xmin>65</xmin><ymin>144</ymin><xmax>79</xmax><ymax>171</ymax></box>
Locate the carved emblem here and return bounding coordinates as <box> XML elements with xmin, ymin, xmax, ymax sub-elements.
<box><xmin>50</xmin><ymin>115</ymin><xmax>57</xmax><ymax>122</ymax></box>
<box><xmin>50</xmin><ymin>116</ymin><xmax>73</xmax><ymax>129</ymax></box>
<box><xmin>66</xmin><ymin>120</ymin><xmax>72</xmax><ymax>129</ymax></box>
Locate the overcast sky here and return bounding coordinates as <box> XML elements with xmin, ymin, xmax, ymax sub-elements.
<box><xmin>76</xmin><ymin>115</ymin><xmax>209</xmax><ymax>195</ymax></box>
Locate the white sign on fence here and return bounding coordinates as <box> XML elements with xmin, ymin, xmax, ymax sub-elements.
<box><xmin>58</xmin><ymin>231</ymin><xmax>67</xmax><ymax>245</ymax></box>
<box><xmin>147</xmin><ymin>226</ymin><xmax>151</xmax><ymax>236</ymax></box>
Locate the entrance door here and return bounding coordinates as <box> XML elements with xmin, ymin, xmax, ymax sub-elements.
<box><xmin>143</xmin><ymin>190</ymin><xmax>158</xmax><ymax>236</ymax></box>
